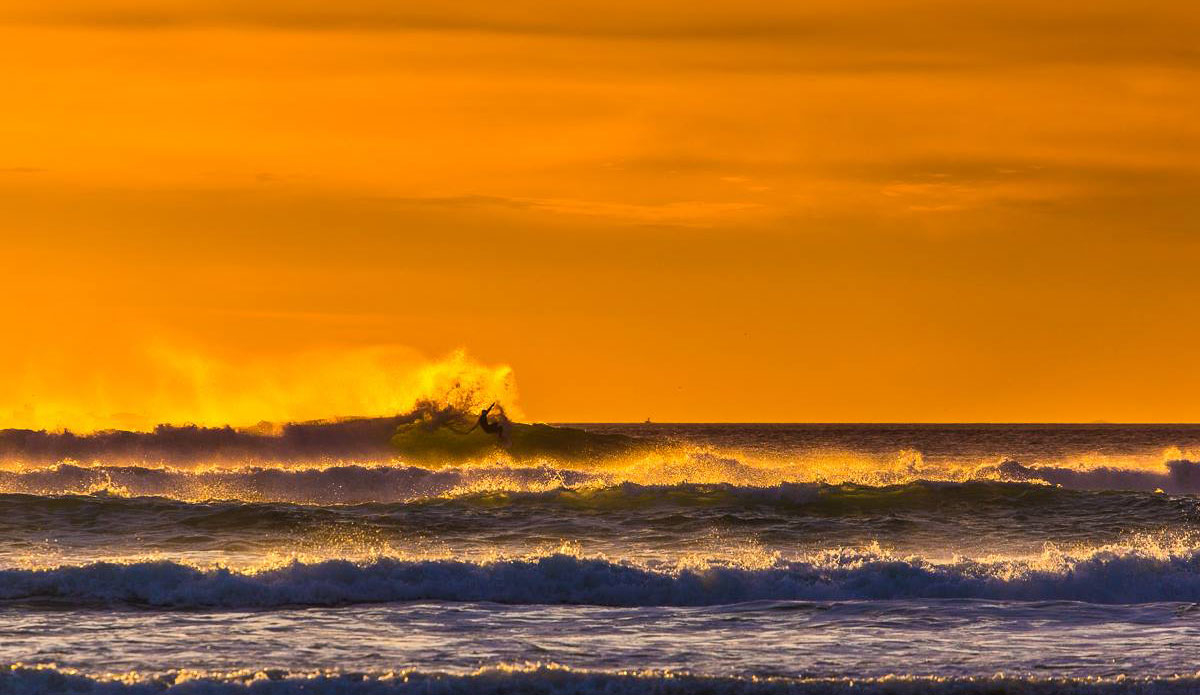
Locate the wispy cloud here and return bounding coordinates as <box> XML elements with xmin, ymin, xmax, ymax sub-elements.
<box><xmin>4</xmin><ymin>0</ymin><xmax>1198</xmax><ymax>71</ymax></box>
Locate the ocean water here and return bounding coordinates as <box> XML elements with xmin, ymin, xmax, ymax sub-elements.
<box><xmin>2</xmin><ymin>423</ymin><xmax>1200</xmax><ymax>693</ymax></box>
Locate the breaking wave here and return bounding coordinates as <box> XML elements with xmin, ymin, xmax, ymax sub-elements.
<box><xmin>975</xmin><ymin>458</ymin><xmax>1200</xmax><ymax>493</ymax></box>
<box><xmin>0</xmin><ymin>462</ymin><xmax>605</xmax><ymax>504</ymax></box>
<box><xmin>4</xmin><ymin>455</ymin><xmax>1200</xmax><ymax>505</ymax></box>
<box><xmin>5</xmin><ymin>664</ymin><xmax>1200</xmax><ymax>695</ymax></box>
<box><xmin>5</xmin><ymin>542</ymin><xmax>1200</xmax><ymax>608</ymax></box>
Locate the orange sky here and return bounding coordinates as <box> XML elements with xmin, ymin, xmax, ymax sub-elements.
<box><xmin>2</xmin><ymin>0</ymin><xmax>1199</xmax><ymax>426</ymax></box>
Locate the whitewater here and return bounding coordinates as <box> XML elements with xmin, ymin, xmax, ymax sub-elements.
<box><xmin>3</xmin><ymin>422</ymin><xmax>1200</xmax><ymax>693</ymax></box>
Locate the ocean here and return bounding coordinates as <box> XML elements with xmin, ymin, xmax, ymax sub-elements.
<box><xmin>2</xmin><ymin>422</ymin><xmax>1200</xmax><ymax>693</ymax></box>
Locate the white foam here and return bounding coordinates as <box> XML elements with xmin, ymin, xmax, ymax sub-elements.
<box><xmin>3</xmin><ymin>542</ymin><xmax>1200</xmax><ymax>608</ymax></box>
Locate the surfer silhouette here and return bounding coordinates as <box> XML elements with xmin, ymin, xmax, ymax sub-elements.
<box><xmin>477</xmin><ymin>403</ymin><xmax>501</xmax><ymax>434</ymax></box>
<box><xmin>474</xmin><ymin>402</ymin><xmax>512</xmax><ymax>447</ymax></box>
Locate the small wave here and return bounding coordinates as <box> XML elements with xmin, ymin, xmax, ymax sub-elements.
<box><xmin>0</xmin><ymin>480</ymin><xmax>1192</xmax><ymax>546</ymax></box>
<box><xmin>0</xmin><ymin>479</ymin><xmax>1184</xmax><ymax>519</ymax></box>
<box><xmin>9</xmin><ymin>457</ymin><xmax>1200</xmax><ymax>506</ymax></box>
<box><xmin>5</xmin><ymin>543</ymin><xmax>1200</xmax><ymax>608</ymax></box>
<box><xmin>448</xmin><ymin>479</ymin><xmax>1132</xmax><ymax>511</ymax></box>
<box><xmin>5</xmin><ymin>664</ymin><xmax>1200</xmax><ymax>694</ymax></box>
<box><xmin>974</xmin><ymin>458</ymin><xmax>1200</xmax><ymax>493</ymax></box>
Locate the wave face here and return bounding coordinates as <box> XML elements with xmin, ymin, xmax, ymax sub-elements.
<box><xmin>6</xmin><ymin>543</ymin><xmax>1200</xmax><ymax>608</ymax></box>
<box><xmin>1</xmin><ymin>482</ymin><xmax>1195</xmax><ymax>569</ymax></box>
<box><xmin>6</xmin><ymin>664</ymin><xmax>1200</xmax><ymax>695</ymax></box>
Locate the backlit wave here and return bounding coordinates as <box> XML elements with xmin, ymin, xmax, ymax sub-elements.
<box><xmin>3</xmin><ymin>453</ymin><xmax>1200</xmax><ymax>504</ymax></box>
<box><xmin>5</xmin><ymin>539</ymin><xmax>1200</xmax><ymax>608</ymax></box>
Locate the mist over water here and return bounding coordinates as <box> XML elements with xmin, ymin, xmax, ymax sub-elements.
<box><xmin>4</xmin><ymin>420</ymin><xmax>1200</xmax><ymax>692</ymax></box>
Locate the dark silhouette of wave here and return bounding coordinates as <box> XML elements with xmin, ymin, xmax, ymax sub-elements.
<box><xmin>0</xmin><ymin>406</ymin><xmax>640</xmax><ymax>465</ymax></box>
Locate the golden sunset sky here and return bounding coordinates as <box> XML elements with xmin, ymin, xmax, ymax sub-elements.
<box><xmin>2</xmin><ymin>0</ymin><xmax>1199</xmax><ymax>427</ymax></box>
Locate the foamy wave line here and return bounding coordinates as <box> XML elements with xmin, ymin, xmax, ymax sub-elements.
<box><xmin>5</xmin><ymin>457</ymin><xmax>1200</xmax><ymax>505</ymax></box>
<box><xmin>0</xmin><ymin>463</ymin><xmax>603</xmax><ymax>504</ymax></box>
<box><xmin>5</xmin><ymin>664</ymin><xmax>1200</xmax><ymax>695</ymax></box>
<box><xmin>0</xmin><ymin>455</ymin><xmax>790</xmax><ymax>504</ymax></box>
<box><xmin>4</xmin><ymin>545</ymin><xmax>1200</xmax><ymax>608</ymax></box>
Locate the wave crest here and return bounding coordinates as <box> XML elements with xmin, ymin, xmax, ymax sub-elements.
<box><xmin>8</xmin><ymin>454</ymin><xmax>1200</xmax><ymax>507</ymax></box>
<box><xmin>5</xmin><ymin>541</ymin><xmax>1200</xmax><ymax>608</ymax></box>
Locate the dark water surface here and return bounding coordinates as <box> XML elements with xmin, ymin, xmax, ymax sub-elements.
<box><xmin>2</xmin><ymin>424</ymin><xmax>1199</xmax><ymax>693</ymax></box>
